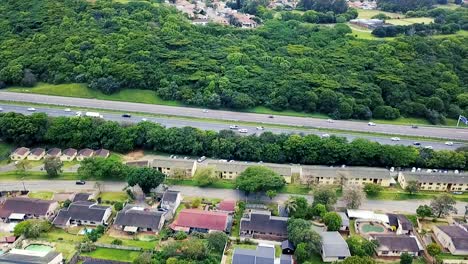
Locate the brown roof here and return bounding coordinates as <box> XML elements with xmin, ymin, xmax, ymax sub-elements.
<box><xmin>30</xmin><ymin>148</ymin><xmax>45</xmax><ymax>156</ymax></box>
<box><xmin>78</xmin><ymin>148</ymin><xmax>94</xmax><ymax>157</ymax></box>
<box><xmin>1</xmin><ymin>197</ymin><xmax>56</xmax><ymax>216</ymax></box>
<box><xmin>95</xmin><ymin>149</ymin><xmax>110</xmax><ymax>158</ymax></box>
<box><xmin>46</xmin><ymin>148</ymin><xmax>62</xmax><ymax>157</ymax></box>
<box><xmin>170</xmin><ymin>209</ymin><xmax>228</xmax><ymax>231</ymax></box>
<box><xmin>62</xmin><ymin>148</ymin><xmax>77</xmax><ymax>156</ymax></box>
<box><xmin>13</xmin><ymin>147</ymin><xmax>29</xmax><ymax>156</ymax></box>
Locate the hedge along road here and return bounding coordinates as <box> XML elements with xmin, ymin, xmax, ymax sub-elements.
<box><xmin>1</xmin><ymin>91</ymin><xmax>467</xmax><ymax>140</ymax></box>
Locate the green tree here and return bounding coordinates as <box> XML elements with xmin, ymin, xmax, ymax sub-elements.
<box><xmin>193</xmin><ymin>167</ymin><xmax>218</xmax><ymax>187</ymax></box>
<box><xmin>78</xmin><ymin>157</ymin><xmax>128</xmax><ymax>180</ymax></box>
<box><xmin>114</xmin><ymin>202</ymin><xmax>124</xmax><ymax>211</ymax></box>
<box><xmin>284</xmin><ymin>197</ymin><xmax>298</xmax><ymax>215</ymax></box>
<box><xmin>427</xmin><ymin>243</ymin><xmax>441</xmax><ymax>257</ymax></box>
<box><xmin>311</xmin><ymin>203</ymin><xmax>327</xmax><ymax>218</ymax></box>
<box><xmin>287</xmin><ymin>218</ymin><xmax>321</xmax><ymax>253</ymax></box>
<box><xmin>288</xmin><ymin>196</ymin><xmax>310</xmax><ymax>219</ymax></box>
<box><xmin>405</xmin><ymin>180</ymin><xmax>420</xmax><ymax>195</ymax></box>
<box><xmin>63</xmin><ymin>199</ymin><xmax>71</xmax><ymax>208</ymax></box>
<box><xmin>342</xmin><ymin>185</ymin><xmax>364</xmax><ymax>209</ymax></box>
<box><xmin>312</xmin><ymin>187</ymin><xmax>337</xmax><ymax>210</ymax></box>
<box><xmin>13</xmin><ymin>220</ymin><xmax>51</xmax><ymax>238</ymax></box>
<box><xmin>400</xmin><ymin>252</ymin><xmax>413</xmax><ymax>264</ymax></box>
<box><xmin>294</xmin><ymin>243</ymin><xmax>310</xmax><ymax>263</ymax></box>
<box><xmin>133</xmin><ymin>251</ymin><xmax>153</xmax><ymax>264</ymax></box>
<box><xmin>416</xmin><ymin>205</ymin><xmax>433</xmax><ymax>219</ymax></box>
<box><xmin>266</xmin><ymin>190</ymin><xmax>277</xmax><ymax>200</ymax></box>
<box><xmin>430</xmin><ymin>194</ymin><xmax>457</xmax><ymax>218</ymax></box>
<box><xmin>127</xmin><ymin>167</ymin><xmax>165</xmax><ymax>194</ymax></box>
<box><xmin>15</xmin><ymin>159</ymin><xmax>31</xmax><ymax>175</ymax></box>
<box><xmin>323</xmin><ymin>212</ymin><xmax>342</xmax><ymax>231</ymax></box>
<box><xmin>44</xmin><ymin>157</ymin><xmax>63</xmax><ymax>178</ymax></box>
<box><xmin>235</xmin><ymin>166</ymin><xmax>286</xmax><ymax>194</ymax></box>
<box><xmin>364</xmin><ymin>183</ymin><xmax>383</xmax><ymax>197</ymax></box>
<box><xmin>206</xmin><ymin>231</ymin><xmax>228</xmax><ymax>253</ymax></box>
<box><xmin>346</xmin><ymin>236</ymin><xmax>377</xmax><ymax>257</ymax></box>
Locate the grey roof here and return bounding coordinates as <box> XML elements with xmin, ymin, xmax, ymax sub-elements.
<box><xmin>387</xmin><ymin>213</ymin><xmax>399</xmax><ymax>227</ymax></box>
<box><xmin>338</xmin><ymin>212</ymin><xmax>349</xmax><ymax>227</ymax></box>
<box><xmin>281</xmin><ymin>240</ymin><xmax>294</xmax><ymax>250</ymax></box>
<box><xmin>208</xmin><ymin>161</ymin><xmax>291</xmax><ymax>176</ymax></box>
<box><xmin>374</xmin><ymin>235</ymin><xmax>420</xmax><ymax>253</ymax></box>
<box><xmin>1</xmin><ymin>198</ymin><xmax>55</xmax><ymax>216</ymax></box>
<box><xmin>280</xmin><ymin>254</ymin><xmax>293</xmax><ymax>264</ymax></box>
<box><xmin>73</xmin><ymin>193</ymin><xmax>91</xmax><ymax>202</ymax></box>
<box><xmin>161</xmin><ymin>190</ymin><xmax>180</xmax><ymax>204</ymax></box>
<box><xmin>114</xmin><ymin>205</ymin><xmax>165</xmax><ymax>230</ymax></box>
<box><xmin>321</xmin><ymin>232</ymin><xmax>351</xmax><ymax>258</ymax></box>
<box><xmin>29</xmin><ymin>148</ymin><xmax>45</xmax><ymax>157</ymax></box>
<box><xmin>232</xmin><ymin>245</ymin><xmax>275</xmax><ymax>264</ymax></box>
<box><xmin>397</xmin><ymin>215</ymin><xmax>413</xmax><ymax>231</ymax></box>
<box><xmin>0</xmin><ymin>250</ymin><xmax>61</xmax><ymax>264</ymax></box>
<box><xmin>94</xmin><ymin>149</ymin><xmax>109</xmax><ymax>158</ymax></box>
<box><xmin>46</xmin><ymin>148</ymin><xmax>61</xmax><ymax>157</ymax></box>
<box><xmin>403</xmin><ymin>172</ymin><xmax>468</xmax><ymax>184</ymax></box>
<box><xmin>125</xmin><ymin>160</ymin><xmax>149</xmax><ymax>168</ymax></box>
<box><xmin>302</xmin><ymin>166</ymin><xmax>391</xmax><ymax>180</ymax></box>
<box><xmin>53</xmin><ymin>201</ymin><xmax>109</xmax><ymax>224</ymax></box>
<box><xmin>152</xmin><ymin>157</ymin><xmax>194</xmax><ymax>169</ymax></box>
<box><xmin>240</xmin><ymin>211</ymin><xmax>288</xmax><ymax>236</ymax></box>
<box><xmin>437</xmin><ymin>225</ymin><xmax>468</xmax><ymax>250</ymax></box>
<box><xmin>62</xmin><ymin>148</ymin><xmax>77</xmax><ymax>156</ymax></box>
<box><xmin>78</xmin><ymin>148</ymin><xmax>94</xmax><ymax>157</ymax></box>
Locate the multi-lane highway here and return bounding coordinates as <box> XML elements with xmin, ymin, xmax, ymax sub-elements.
<box><xmin>0</xmin><ymin>104</ymin><xmax>464</xmax><ymax>150</ymax></box>
<box><xmin>1</xmin><ymin>91</ymin><xmax>467</xmax><ymax>140</ymax></box>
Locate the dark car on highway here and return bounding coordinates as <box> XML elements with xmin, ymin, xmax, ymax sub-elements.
<box><xmin>75</xmin><ymin>180</ymin><xmax>86</xmax><ymax>185</ymax></box>
<box><xmin>413</xmin><ymin>142</ymin><xmax>421</xmax><ymax>146</ymax></box>
<box><xmin>122</xmin><ymin>114</ymin><xmax>132</xmax><ymax>118</ymax></box>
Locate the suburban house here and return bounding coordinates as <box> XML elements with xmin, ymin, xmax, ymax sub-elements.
<box><xmin>373</xmin><ymin>235</ymin><xmax>422</xmax><ymax>257</ymax></box>
<box><xmin>125</xmin><ymin>160</ymin><xmax>150</xmax><ymax>168</ymax></box>
<box><xmin>232</xmin><ymin>244</ymin><xmax>275</xmax><ymax>264</ymax></box>
<box><xmin>114</xmin><ymin>205</ymin><xmax>166</xmax><ymax>234</ymax></box>
<box><xmin>320</xmin><ymin>231</ymin><xmax>351</xmax><ymax>262</ymax></box>
<box><xmin>160</xmin><ymin>190</ymin><xmax>182</xmax><ymax>217</ymax></box>
<box><xmin>387</xmin><ymin>214</ymin><xmax>413</xmax><ymax>235</ymax></box>
<box><xmin>152</xmin><ymin>157</ymin><xmax>197</xmax><ymax>178</ymax></box>
<box><xmin>94</xmin><ymin>149</ymin><xmax>110</xmax><ymax>159</ymax></box>
<box><xmin>240</xmin><ymin>210</ymin><xmax>288</xmax><ymax>241</ymax></box>
<box><xmin>60</xmin><ymin>148</ymin><xmax>77</xmax><ymax>161</ymax></box>
<box><xmin>346</xmin><ymin>209</ymin><xmax>389</xmax><ymax>224</ymax></box>
<box><xmin>207</xmin><ymin>160</ymin><xmax>293</xmax><ymax>182</ymax></box>
<box><xmin>52</xmin><ymin>201</ymin><xmax>111</xmax><ymax>227</ymax></box>
<box><xmin>433</xmin><ymin>224</ymin><xmax>468</xmax><ymax>255</ymax></box>
<box><xmin>216</xmin><ymin>200</ymin><xmax>236</xmax><ymax>214</ymax></box>
<box><xmin>281</xmin><ymin>240</ymin><xmax>295</xmax><ymax>255</ymax></box>
<box><xmin>0</xmin><ymin>198</ymin><xmax>58</xmax><ymax>222</ymax></box>
<box><xmin>72</xmin><ymin>193</ymin><xmax>93</xmax><ymax>202</ymax></box>
<box><xmin>398</xmin><ymin>172</ymin><xmax>468</xmax><ymax>192</ymax></box>
<box><xmin>77</xmin><ymin>148</ymin><xmax>94</xmax><ymax>161</ymax></box>
<box><xmin>349</xmin><ymin>18</ymin><xmax>384</xmax><ymax>29</ymax></box>
<box><xmin>170</xmin><ymin>209</ymin><xmax>230</xmax><ymax>233</ymax></box>
<box><xmin>0</xmin><ymin>249</ymin><xmax>63</xmax><ymax>264</ymax></box>
<box><xmin>302</xmin><ymin>166</ymin><xmax>393</xmax><ymax>187</ymax></box>
<box><xmin>280</xmin><ymin>254</ymin><xmax>293</xmax><ymax>264</ymax></box>
<box><xmin>10</xmin><ymin>147</ymin><xmax>30</xmax><ymax>160</ymax></box>
<box><xmin>27</xmin><ymin>148</ymin><xmax>46</xmax><ymax>161</ymax></box>
<box><xmin>46</xmin><ymin>148</ymin><xmax>62</xmax><ymax>158</ymax></box>
<box><xmin>338</xmin><ymin>212</ymin><xmax>350</xmax><ymax>232</ymax></box>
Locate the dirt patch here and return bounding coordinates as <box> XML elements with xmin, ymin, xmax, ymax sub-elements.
<box><xmin>123</xmin><ymin>150</ymin><xmax>144</xmax><ymax>161</ymax></box>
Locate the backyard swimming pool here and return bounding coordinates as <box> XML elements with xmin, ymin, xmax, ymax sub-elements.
<box><xmin>361</xmin><ymin>223</ymin><xmax>385</xmax><ymax>233</ymax></box>
<box><xmin>79</xmin><ymin>228</ymin><xmax>95</xmax><ymax>235</ymax></box>
<box><xmin>24</xmin><ymin>244</ymin><xmax>53</xmax><ymax>253</ymax></box>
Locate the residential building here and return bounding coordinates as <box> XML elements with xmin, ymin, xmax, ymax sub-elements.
<box><xmin>232</xmin><ymin>244</ymin><xmax>275</xmax><ymax>264</ymax></box>
<box><xmin>373</xmin><ymin>235</ymin><xmax>422</xmax><ymax>257</ymax></box>
<box><xmin>77</xmin><ymin>148</ymin><xmax>94</xmax><ymax>161</ymax></box>
<box><xmin>433</xmin><ymin>224</ymin><xmax>468</xmax><ymax>255</ymax></box>
<box><xmin>72</xmin><ymin>193</ymin><xmax>92</xmax><ymax>202</ymax></box>
<box><xmin>27</xmin><ymin>148</ymin><xmax>46</xmax><ymax>160</ymax></box>
<box><xmin>10</xmin><ymin>147</ymin><xmax>30</xmax><ymax>160</ymax></box>
<box><xmin>350</xmin><ymin>19</ymin><xmax>384</xmax><ymax>29</ymax></box>
<box><xmin>152</xmin><ymin>157</ymin><xmax>197</xmax><ymax>178</ymax></box>
<box><xmin>217</xmin><ymin>200</ymin><xmax>236</xmax><ymax>214</ymax></box>
<box><xmin>301</xmin><ymin>166</ymin><xmax>393</xmax><ymax>187</ymax></box>
<box><xmin>125</xmin><ymin>160</ymin><xmax>150</xmax><ymax>168</ymax></box>
<box><xmin>0</xmin><ymin>249</ymin><xmax>63</xmax><ymax>264</ymax></box>
<box><xmin>387</xmin><ymin>214</ymin><xmax>413</xmax><ymax>235</ymax></box>
<box><xmin>45</xmin><ymin>148</ymin><xmax>62</xmax><ymax>158</ymax></box>
<box><xmin>0</xmin><ymin>198</ymin><xmax>58</xmax><ymax>222</ymax></box>
<box><xmin>160</xmin><ymin>190</ymin><xmax>182</xmax><ymax>217</ymax></box>
<box><xmin>52</xmin><ymin>201</ymin><xmax>111</xmax><ymax>227</ymax></box>
<box><xmin>338</xmin><ymin>212</ymin><xmax>350</xmax><ymax>232</ymax></box>
<box><xmin>281</xmin><ymin>240</ymin><xmax>295</xmax><ymax>255</ymax></box>
<box><xmin>60</xmin><ymin>148</ymin><xmax>77</xmax><ymax>161</ymax></box>
<box><xmin>398</xmin><ymin>172</ymin><xmax>468</xmax><ymax>192</ymax></box>
<box><xmin>347</xmin><ymin>209</ymin><xmax>389</xmax><ymax>223</ymax></box>
<box><xmin>170</xmin><ymin>209</ymin><xmax>230</xmax><ymax>233</ymax></box>
<box><xmin>94</xmin><ymin>149</ymin><xmax>110</xmax><ymax>159</ymax></box>
<box><xmin>207</xmin><ymin>160</ymin><xmax>293</xmax><ymax>183</ymax></box>
<box><xmin>320</xmin><ymin>232</ymin><xmax>351</xmax><ymax>262</ymax></box>
<box><xmin>240</xmin><ymin>210</ymin><xmax>288</xmax><ymax>241</ymax></box>
<box><xmin>114</xmin><ymin>205</ymin><xmax>165</xmax><ymax>234</ymax></box>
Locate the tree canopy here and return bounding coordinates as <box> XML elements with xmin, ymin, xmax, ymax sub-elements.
<box><xmin>235</xmin><ymin>166</ymin><xmax>286</xmax><ymax>193</ymax></box>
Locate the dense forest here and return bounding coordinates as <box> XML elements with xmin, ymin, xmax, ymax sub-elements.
<box><xmin>1</xmin><ymin>113</ymin><xmax>467</xmax><ymax>169</ymax></box>
<box><xmin>0</xmin><ymin>0</ymin><xmax>467</xmax><ymax>123</ymax></box>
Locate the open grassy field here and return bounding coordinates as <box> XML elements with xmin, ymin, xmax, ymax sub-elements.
<box><xmin>387</xmin><ymin>17</ymin><xmax>434</xmax><ymax>25</ymax></box>
<box><xmin>98</xmin><ymin>234</ymin><xmax>157</xmax><ymax>250</ymax></box>
<box><xmin>28</xmin><ymin>191</ymin><xmax>54</xmax><ymax>200</ymax></box>
<box><xmin>0</xmin><ymin>171</ymin><xmax>78</xmax><ymax>181</ymax></box>
<box><xmin>357</xmin><ymin>9</ymin><xmax>402</xmax><ymax>19</ymax></box>
<box><xmin>38</xmin><ymin>228</ymin><xmax>83</xmax><ymax>260</ymax></box>
<box><xmin>99</xmin><ymin>192</ymin><xmax>128</xmax><ymax>203</ymax></box>
<box><xmin>81</xmin><ymin>247</ymin><xmax>141</xmax><ymax>262</ymax></box>
<box><xmin>372</xmin><ymin>187</ymin><xmax>468</xmax><ymax>202</ymax></box>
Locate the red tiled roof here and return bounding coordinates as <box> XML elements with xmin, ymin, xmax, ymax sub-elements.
<box><xmin>1</xmin><ymin>236</ymin><xmax>16</xmax><ymax>243</ymax></box>
<box><xmin>218</xmin><ymin>200</ymin><xmax>236</xmax><ymax>212</ymax></box>
<box><xmin>170</xmin><ymin>209</ymin><xmax>228</xmax><ymax>231</ymax></box>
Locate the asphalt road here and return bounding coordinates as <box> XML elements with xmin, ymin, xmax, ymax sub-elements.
<box><xmin>1</xmin><ymin>91</ymin><xmax>467</xmax><ymax>140</ymax></box>
<box><xmin>1</xmin><ymin>180</ymin><xmax>466</xmax><ymax>215</ymax></box>
<box><xmin>0</xmin><ymin>104</ymin><xmax>463</xmax><ymax>150</ymax></box>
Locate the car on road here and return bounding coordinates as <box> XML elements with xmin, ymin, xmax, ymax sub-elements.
<box><xmin>256</xmin><ymin>126</ymin><xmax>264</xmax><ymax>130</ymax></box>
<box><xmin>27</xmin><ymin>107</ymin><xmax>36</xmax><ymax>111</ymax></box>
<box><xmin>445</xmin><ymin>141</ymin><xmax>454</xmax><ymax>146</ymax></box>
<box><xmin>268</xmin><ymin>115</ymin><xmax>274</xmax><ymax>118</ymax></box>
<box><xmin>424</xmin><ymin>146</ymin><xmax>433</xmax><ymax>150</ymax></box>
<box><xmin>229</xmin><ymin>125</ymin><xmax>239</xmax><ymax>129</ymax></box>
<box><xmin>141</xmin><ymin>118</ymin><xmax>148</xmax><ymax>121</ymax></box>
<box><xmin>413</xmin><ymin>142</ymin><xmax>421</xmax><ymax>146</ymax></box>
<box><xmin>391</xmin><ymin>137</ymin><xmax>400</xmax><ymax>141</ymax></box>
<box><xmin>238</xmin><ymin>128</ymin><xmax>248</xmax><ymax>133</ymax></box>
<box><xmin>452</xmin><ymin>191</ymin><xmax>463</xmax><ymax>195</ymax></box>
<box><xmin>326</xmin><ymin>119</ymin><xmax>334</xmax><ymax>123</ymax></box>
<box><xmin>411</xmin><ymin>125</ymin><xmax>418</xmax><ymax>129</ymax></box>
<box><xmin>0</xmin><ymin>107</ymin><xmax>3</xmax><ymax>112</ymax></box>
<box><xmin>122</xmin><ymin>113</ymin><xmax>132</xmax><ymax>118</ymax></box>
<box><xmin>322</xmin><ymin>134</ymin><xmax>330</xmax><ymax>138</ymax></box>
<box><xmin>64</xmin><ymin>108</ymin><xmax>71</xmax><ymax>112</ymax></box>
<box><xmin>202</xmin><ymin>109</ymin><xmax>208</xmax><ymax>113</ymax></box>
<box><xmin>75</xmin><ymin>180</ymin><xmax>86</xmax><ymax>185</ymax></box>
<box><xmin>368</xmin><ymin>122</ymin><xmax>376</xmax><ymax>126</ymax></box>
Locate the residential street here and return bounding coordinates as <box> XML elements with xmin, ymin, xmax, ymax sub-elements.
<box><xmin>0</xmin><ymin>180</ymin><xmax>466</xmax><ymax>215</ymax></box>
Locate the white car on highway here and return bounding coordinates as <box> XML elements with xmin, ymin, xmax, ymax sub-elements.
<box><xmin>368</xmin><ymin>122</ymin><xmax>376</xmax><ymax>126</ymax></box>
<box><xmin>202</xmin><ymin>109</ymin><xmax>209</xmax><ymax>113</ymax></box>
<box><xmin>27</xmin><ymin>107</ymin><xmax>36</xmax><ymax>111</ymax></box>
<box><xmin>229</xmin><ymin>125</ymin><xmax>239</xmax><ymax>129</ymax></box>
<box><xmin>64</xmin><ymin>108</ymin><xmax>71</xmax><ymax>112</ymax></box>
<box><xmin>0</xmin><ymin>107</ymin><xmax>3</xmax><ymax>112</ymax></box>
<box><xmin>322</xmin><ymin>134</ymin><xmax>330</xmax><ymax>138</ymax></box>
<box><xmin>424</xmin><ymin>146</ymin><xmax>433</xmax><ymax>150</ymax></box>
<box><xmin>256</xmin><ymin>126</ymin><xmax>264</xmax><ymax>130</ymax></box>
<box><xmin>238</xmin><ymin>128</ymin><xmax>248</xmax><ymax>133</ymax></box>
<box><xmin>141</xmin><ymin>118</ymin><xmax>148</xmax><ymax>122</ymax></box>
<box><xmin>445</xmin><ymin>141</ymin><xmax>454</xmax><ymax>146</ymax></box>
<box><xmin>326</xmin><ymin>119</ymin><xmax>334</xmax><ymax>123</ymax></box>
<box><xmin>391</xmin><ymin>137</ymin><xmax>400</xmax><ymax>141</ymax></box>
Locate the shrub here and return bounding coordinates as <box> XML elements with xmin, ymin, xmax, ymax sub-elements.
<box><xmin>111</xmin><ymin>239</ymin><xmax>123</xmax><ymax>245</ymax></box>
<box><xmin>174</xmin><ymin>231</ymin><xmax>188</xmax><ymax>240</ymax></box>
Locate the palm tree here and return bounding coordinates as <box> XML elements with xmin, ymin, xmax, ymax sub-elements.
<box><xmin>284</xmin><ymin>197</ymin><xmax>298</xmax><ymax>215</ymax></box>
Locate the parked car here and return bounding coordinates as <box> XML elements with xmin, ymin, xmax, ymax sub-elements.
<box><xmin>122</xmin><ymin>113</ymin><xmax>132</xmax><ymax>118</ymax></box>
<box><xmin>445</xmin><ymin>141</ymin><xmax>454</xmax><ymax>146</ymax></box>
<box><xmin>391</xmin><ymin>137</ymin><xmax>400</xmax><ymax>141</ymax></box>
<box><xmin>27</xmin><ymin>107</ymin><xmax>36</xmax><ymax>111</ymax></box>
<box><xmin>368</xmin><ymin>122</ymin><xmax>376</xmax><ymax>126</ymax></box>
<box><xmin>75</xmin><ymin>180</ymin><xmax>86</xmax><ymax>185</ymax></box>
<box><xmin>229</xmin><ymin>125</ymin><xmax>239</xmax><ymax>129</ymax></box>
<box><xmin>238</xmin><ymin>128</ymin><xmax>248</xmax><ymax>133</ymax></box>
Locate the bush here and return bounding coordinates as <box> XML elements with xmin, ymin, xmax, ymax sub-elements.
<box><xmin>174</xmin><ymin>231</ymin><xmax>188</xmax><ymax>240</ymax></box>
<box><xmin>373</xmin><ymin>105</ymin><xmax>400</xmax><ymax>120</ymax></box>
<box><xmin>114</xmin><ymin>202</ymin><xmax>124</xmax><ymax>211</ymax></box>
<box><xmin>78</xmin><ymin>241</ymin><xmax>96</xmax><ymax>253</ymax></box>
<box><xmin>364</xmin><ymin>183</ymin><xmax>383</xmax><ymax>197</ymax></box>
<box><xmin>111</xmin><ymin>239</ymin><xmax>123</xmax><ymax>245</ymax></box>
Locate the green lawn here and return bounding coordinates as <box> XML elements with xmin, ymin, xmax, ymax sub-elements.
<box><xmin>247</xmin><ymin>106</ymin><xmax>329</xmax><ymax>119</ymax></box>
<box><xmin>387</xmin><ymin>17</ymin><xmax>434</xmax><ymax>25</ymax></box>
<box><xmin>7</xmin><ymin>83</ymin><xmax>181</xmax><ymax>106</ymax></box>
<box><xmin>372</xmin><ymin>188</ymin><xmax>468</xmax><ymax>202</ymax></box>
<box><xmin>81</xmin><ymin>247</ymin><xmax>141</xmax><ymax>262</ymax></box>
<box><xmin>439</xmin><ymin>253</ymin><xmax>468</xmax><ymax>260</ymax></box>
<box><xmin>357</xmin><ymin>9</ymin><xmax>402</xmax><ymax>19</ymax></box>
<box><xmin>280</xmin><ymin>184</ymin><xmax>311</xmax><ymax>195</ymax></box>
<box><xmin>28</xmin><ymin>191</ymin><xmax>54</xmax><ymax>200</ymax></box>
<box><xmin>98</xmin><ymin>234</ymin><xmax>157</xmax><ymax>250</ymax></box>
<box><xmin>99</xmin><ymin>192</ymin><xmax>128</xmax><ymax>203</ymax></box>
<box><xmin>0</xmin><ymin>171</ymin><xmax>78</xmax><ymax>181</ymax></box>
<box><xmin>0</xmin><ymin>143</ymin><xmax>12</xmax><ymax>166</ymax></box>
<box><xmin>38</xmin><ymin>228</ymin><xmax>83</xmax><ymax>260</ymax></box>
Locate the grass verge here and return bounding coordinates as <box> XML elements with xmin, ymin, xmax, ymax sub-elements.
<box><xmin>28</xmin><ymin>191</ymin><xmax>54</xmax><ymax>200</ymax></box>
<box><xmin>98</xmin><ymin>234</ymin><xmax>157</xmax><ymax>250</ymax></box>
<box><xmin>0</xmin><ymin>171</ymin><xmax>78</xmax><ymax>181</ymax></box>
<box><xmin>371</xmin><ymin>188</ymin><xmax>468</xmax><ymax>202</ymax></box>
<box><xmin>99</xmin><ymin>192</ymin><xmax>128</xmax><ymax>203</ymax></box>
<box><xmin>81</xmin><ymin>247</ymin><xmax>141</xmax><ymax>262</ymax></box>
